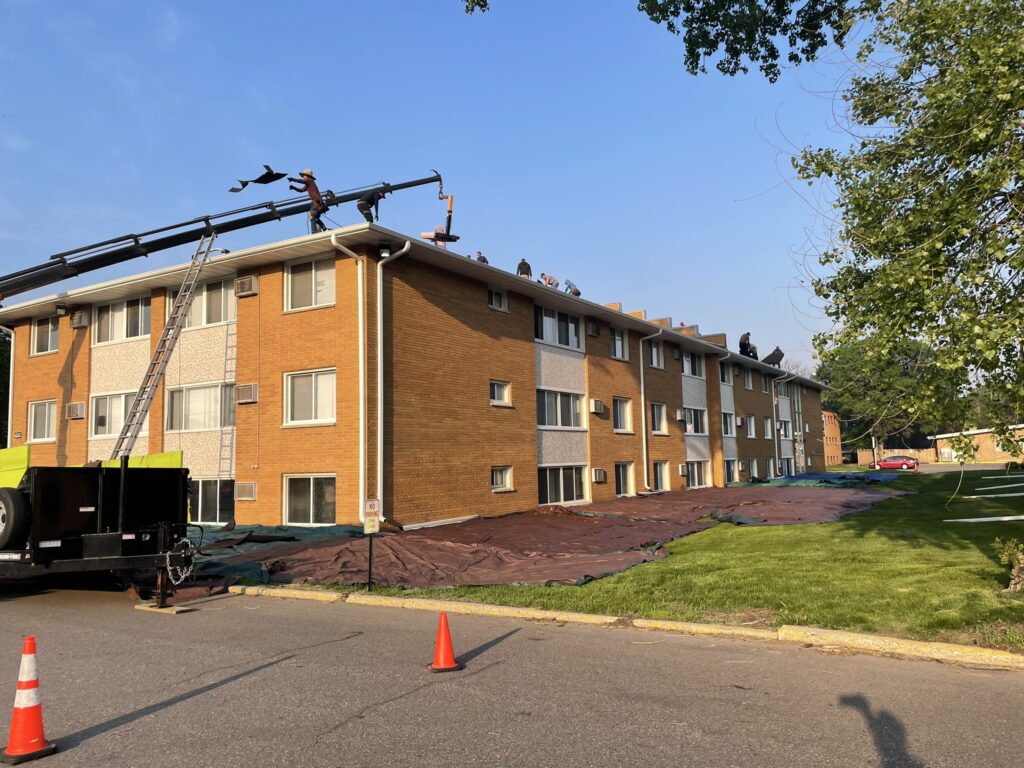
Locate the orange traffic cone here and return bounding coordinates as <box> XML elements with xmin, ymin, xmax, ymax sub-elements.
<box><xmin>428</xmin><ymin>612</ymin><xmax>463</xmax><ymax>673</ymax></box>
<box><xmin>2</xmin><ymin>637</ymin><xmax>56</xmax><ymax>765</ymax></box>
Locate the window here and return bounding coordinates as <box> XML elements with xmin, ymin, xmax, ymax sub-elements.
<box><xmin>746</xmin><ymin>414</ymin><xmax>756</xmax><ymax>438</ymax></box>
<box><xmin>684</xmin><ymin>408</ymin><xmax>706</xmax><ymax>435</ymax></box>
<box><xmin>28</xmin><ymin>400</ymin><xmax>56</xmax><ymax>442</ymax></box>
<box><xmin>287</xmin><ymin>257</ymin><xmax>335</xmax><ymax>310</ymax></box>
<box><xmin>612</xmin><ymin>397</ymin><xmax>632</xmax><ymax>432</ymax></box>
<box><xmin>719</xmin><ymin>361</ymin><xmax>731</xmax><ymax>385</ymax></box>
<box><xmin>166</xmin><ymin>384</ymin><xmax>235</xmax><ymax>432</ymax></box>
<box><xmin>778</xmin><ymin>382</ymin><xmax>791</xmax><ymax>398</ymax></box>
<box><xmin>779</xmin><ymin>420</ymin><xmax>792</xmax><ymax>439</ymax></box>
<box><xmin>653</xmin><ymin>461</ymin><xmax>669</xmax><ymax>492</ymax></box>
<box><xmin>686</xmin><ymin>461</ymin><xmax>708</xmax><ymax>488</ymax></box>
<box><xmin>614</xmin><ymin>462</ymin><xmax>633</xmax><ymax>497</ymax></box>
<box><xmin>170</xmin><ymin>280</ymin><xmax>237</xmax><ymax>327</ymax></box>
<box><xmin>722</xmin><ymin>412</ymin><xmax>735</xmax><ymax>437</ymax></box>
<box><xmin>285</xmin><ymin>369</ymin><xmax>336</xmax><ymax>425</ymax></box>
<box><xmin>189</xmin><ymin>479</ymin><xmax>235</xmax><ymax>525</ymax></box>
<box><xmin>489</xmin><ymin>380</ymin><xmax>511</xmax><ymax>406</ymax></box>
<box><xmin>748</xmin><ymin>458</ymin><xmax>758</xmax><ymax>478</ymax></box>
<box><xmin>763</xmin><ymin>416</ymin><xmax>774</xmax><ymax>439</ymax></box>
<box><xmin>491</xmin><ymin>466</ymin><xmax>513</xmax><ymax>491</ymax></box>
<box><xmin>536</xmin><ymin>390</ymin><xmax>583</xmax><ymax>428</ymax></box>
<box><xmin>649</xmin><ymin>340</ymin><xmax>664</xmax><ymax>369</ymax></box>
<box><xmin>538</xmin><ymin>466</ymin><xmax>585</xmax><ymax>504</ymax></box>
<box><xmin>94</xmin><ymin>297</ymin><xmax>151</xmax><ymax>344</ymax></box>
<box><xmin>780</xmin><ymin>457</ymin><xmax>794</xmax><ymax>476</ymax></box>
<box><xmin>650</xmin><ymin>402</ymin><xmax>667</xmax><ymax>434</ymax></box>
<box><xmin>767</xmin><ymin>457</ymin><xmax>776</xmax><ymax>477</ymax></box>
<box><xmin>724</xmin><ymin>459</ymin><xmax>739</xmax><ymax>483</ymax></box>
<box><xmin>762</xmin><ymin>375</ymin><xmax>772</xmax><ymax>394</ymax></box>
<box><xmin>743</xmin><ymin>368</ymin><xmax>752</xmax><ymax>389</ymax></box>
<box><xmin>92</xmin><ymin>393</ymin><xmax>136</xmax><ymax>437</ymax></box>
<box><xmin>611</xmin><ymin>328</ymin><xmax>628</xmax><ymax>361</ymax></box>
<box><xmin>285</xmin><ymin>475</ymin><xmax>336</xmax><ymax>525</ymax></box>
<box><xmin>31</xmin><ymin>317</ymin><xmax>58</xmax><ymax>355</ymax></box>
<box><xmin>683</xmin><ymin>352</ymin><xmax>704</xmax><ymax>378</ymax></box>
<box><xmin>487</xmin><ymin>288</ymin><xmax>508</xmax><ymax>312</ymax></box>
<box><xmin>534</xmin><ymin>306</ymin><xmax>581</xmax><ymax>349</ymax></box>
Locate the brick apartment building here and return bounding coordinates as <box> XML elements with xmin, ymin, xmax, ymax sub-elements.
<box><xmin>823</xmin><ymin>410</ymin><xmax>842</xmax><ymax>466</ymax></box>
<box><xmin>0</xmin><ymin>224</ymin><xmax>826</xmax><ymax>528</ymax></box>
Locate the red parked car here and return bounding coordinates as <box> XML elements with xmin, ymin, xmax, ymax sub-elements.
<box><xmin>869</xmin><ymin>455</ymin><xmax>919</xmax><ymax>470</ymax></box>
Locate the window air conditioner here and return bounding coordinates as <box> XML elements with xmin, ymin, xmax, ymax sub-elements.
<box><xmin>235</xmin><ymin>275</ymin><xmax>259</xmax><ymax>297</ymax></box>
<box><xmin>591</xmin><ymin>468</ymin><xmax>607</xmax><ymax>483</ymax></box>
<box><xmin>676</xmin><ymin>408</ymin><xmax>686</xmax><ymax>421</ymax></box>
<box><xmin>736</xmin><ymin>417</ymin><xmax>745</xmax><ymax>428</ymax></box>
<box><xmin>65</xmin><ymin>402</ymin><xmax>85</xmax><ymax>420</ymax></box>
<box><xmin>677</xmin><ymin>463</ymin><xmax>686</xmax><ymax>477</ymax></box>
<box><xmin>586</xmin><ymin>320</ymin><xmax>600</xmax><ymax>337</ymax></box>
<box><xmin>589</xmin><ymin>399</ymin><xmax>605</xmax><ymax>414</ymax></box>
<box><xmin>236</xmin><ymin>383</ymin><xmax>259</xmax><ymax>404</ymax></box>
<box><xmin>672</xmin><ymin>348</ymin><xmax>681</xmax><ymax>360</ymax></box>
<box><xmin>69</xmin><ymin>311</ymin><xmax>88</xmax><ymax>329</ymax></box>
<box><xmin>235</xmin><ymin>482</ymin><xmax>257</xmax><ymax>501</ymax></box>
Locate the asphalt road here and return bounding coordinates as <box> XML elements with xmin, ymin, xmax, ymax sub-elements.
<box><xmin>0</xmin><ymin>583</ymin><xmax>1020</xmax><ymax>768</ymax></box>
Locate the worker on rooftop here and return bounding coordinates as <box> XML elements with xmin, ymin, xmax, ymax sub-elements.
<box><xmin>563</xmin><ymin>279</ymin><xmax>580</xmax><ymax>297</ymax></box>
<box><xmin>516</xmin><ymin>258</ymin><xmax>532</xmax><ymax>280</ymax></box>
<box><xmin>539</xmin><ymin>273</ymin><xmax>559</xmax><ymax>290</ymax></box>
<box><xmin>288</xmin><ymin>169</ymin><xmax>327</xmax><ymax>233</ymax></box>
<box><xmin>357</xmin><ymin>187</ymin><xmax>389</xmax><ymax>223</ymax></box>
<box><xmin>475</xmin><ymin>251</ymin><xmax>489</xmax><ymax>264</ymax></box>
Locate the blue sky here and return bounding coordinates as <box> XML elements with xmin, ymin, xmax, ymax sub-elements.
<box><xmin>0</xmin><ymin>0</ymin><xmax>852</xmax><ymax>369</ymax></box>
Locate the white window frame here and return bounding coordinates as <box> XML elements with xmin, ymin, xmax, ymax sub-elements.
<box><xmin>612</xmin><ymin>397</ymin><xmax>632</xmax><ymax>433</ymax></box>
<box><xmin>283</xmin><ymin>473</ymin><xmax>337</xmax><ymax>526</ymax></box>
<box><xmin>762</xmin><ymin>375</ymin><xmax>772</xmax><ymax>394</ymax></box>
<box><xmin>764</xmin><ymin>416</ymin><xmax>774</xmax><ymax>440</ymax></box>
<box><xmin>30</xmin><ymin>317</ymin><xmax>59</xmax><ymax>356</ymax></box>
<box><xmin>537</xmin><ymin>464</ymin><xmax>587</xmax><ymax>505</ymax></box>
<box><xmin>653</xmin><ymin>461</ymin><xmax>669</xmax><ymax>492</ymax></box>
<box><xmin>611</xmin><ymin>328</ymin><xmax>628</xmax><ymax>361</ymax></box>
<box><xmin>650</xmin><ymin>402</ymin><xmax>667</xmax><ymax>435</ymax></box>
<box><xmin>93</xmin><ymin>297</ymin><xmax>151</xmax><ymax>345</ymax></box>
<box><xmin>285</xmin><ymin>256</ymin><xmax>336</xmax><ymax>312</ymax></box>
<box><xmin>684</xmin><ymin>407</ymin><xmax>707</xmax><ymax>435</ymax></box>
<box><xmin>743</xmin><ymin>368</ymin><xmax>752</xmax><ymax>389</ymax></box>
<box><xmin>781</xmin><ymin>457</ymin><xmax>794</xmax><ymax>476</ymax></box>
<box><xmin>533</xmin><ymin>306</ymin><xmax>582</xmax><ymax>350</ymax></box>
<box><xmin>648</xmin><ymin>340</ymin><xmax>664</xmax><ymax>369</ymax></box>
<box><xmin>779</xmin><ymin>420</ymin><xmax>792</xmax><ymax>439</ymax></box>
<box><xmin>778</xmin><ymin>382</ymin><xmax>791</xmax><ymax>398</ymax></box>
<box><xmin>719</xmin><ymin>361</ymin><xmax>732</xmax><ymax>385</ymax></box>
<box><xmin>189</xmin><ymin>478</ymin><xmax>236</xmax><ymax>525</ymax></box>
<box><xmin>767</xmin><ymin>457</ymin><xmax>776</xmax><ymax>477</ymax></box>
<box><xmin>724</xmin><ymin>459</ymin><xmax>739</xmax><ymax>483</ymax></box>
<box><xmin>748</xmin><ymin>458</ymin><xmax>758</xmax><ymax>478</ymax></box>
<box><xmin>683</xmin><ymin>352</ymin><xmax>704</xmax><ymax>378</ymax></box>
<box><xmin>614</xmin><ymin>462</ymin><xmax>634</xmax><ymax>497</ymax></box>
<box><xmin>284</xmin><ymin>368</ymin><xmax>337</xmax><ymax>426</ymax></box>
<box><xmin>489</xmin><ymin>380</ymin><xmax>511</xmax><ymax>406</ymax></box>
<box><xmin>165</xmin><ymin>382</ymin><xmax>236</xmax><ymax>433</ymax></box>
<box><xmin>746</xmin><ymin>414</ymin><xmax>756</xmax><ymax>438</ymax></box>
<box><xmin>685</xmin><ymin>460</ymin><xmax>709</xmax><ymax>489</ymax></box>
<box><xmin>91</xmin><ymin>392</ymin><xmax>139</xmax><ymax>438</ymax></box>
<box><xmin>537</xmin><ymin>389</ymin><xmax>585</xmax><ymax>430</ymax></box>
<box><xmin>487</xmin><ymin>288</ymin><xmax>508</xmax><ymax>312</ymax></box>
<box><xmin>722</xmin><ymin>412</ymin><xmax>736</xmax><ymax>437</ymax></box>
<box><xmin>491</xmin><ymin>466</ymin><xmax>513</xmax><ymax>492</ymax></box>
<box><xmin>27</xmin><ymin>400</ymin><xmax>57</xmax><ymax>443</ymax></box>
<box><xmin>170</xmin><ymin>279</ymin><xmax>238</xmax><ymax>328</ymax></box>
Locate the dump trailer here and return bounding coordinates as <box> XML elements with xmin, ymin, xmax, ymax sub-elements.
<box><xmin>0</xmin><ymin>459</ymin><xmax>194</xmax><ymax>606</ymax></box>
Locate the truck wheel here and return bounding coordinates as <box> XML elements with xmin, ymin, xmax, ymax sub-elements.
<box><xmin>0</xmin><ymin>487</ymin><xmax>29</xmax><ymax>550</ymax></box>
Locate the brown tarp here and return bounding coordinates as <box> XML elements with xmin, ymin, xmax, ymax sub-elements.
<box><xmin>221</xmin><ymin>486</ymin><xmax>900</xmax><ymax>588</ymax></box>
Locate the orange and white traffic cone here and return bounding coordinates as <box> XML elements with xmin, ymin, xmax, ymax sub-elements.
<box><xmin>428</xmin><ymin>612</ymin><xmax>463</xmax><ymax>673</ymax></box>
<box><xmin>2</xmin><ymin>637</ymin><xmax>56</xmax><ymax>765</ymax></box>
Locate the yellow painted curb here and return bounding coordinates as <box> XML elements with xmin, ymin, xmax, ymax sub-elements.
<box><xmin>777</xmin><ymin>625</ymin><xmax>1024</xmax><ymax>670</ymax></box>
<box><xmin>633</xmin><ymin>618</ymin><xmax>776</xmax><ymax>642</ymax></box>
<box><xmin>346</xmin><ymin>593</ymin><xmax>619</xmax><ymax>625</ymax></box>
<box><xmin>228</xmin><ymin>585</ymin><xmax>345</xmax><ymax>603</ymax></box>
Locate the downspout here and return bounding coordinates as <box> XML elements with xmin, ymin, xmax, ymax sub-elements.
<box><xmin>1</xmin><ymin>325</ymin><xmax>13</xmax><ymax>449</ymax></box>
<box><xmin>376</xmin><ymin>240</ymin><xmax>411</xmax><ymax>523</ymax></box>
<box><xmin>638</xmin><ymin>328</ymin><xmax>665</xmax><ymax>491</ymax></box>
<box><xmin>330</xmin><ymin>234</ymin><xmax>367</xmax><ymax>522</ymax></box>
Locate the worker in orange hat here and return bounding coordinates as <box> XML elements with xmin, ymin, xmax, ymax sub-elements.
<box><xmin>288</xmin><ymin>169</ymin><xmax>327</xmax><ymax>233</ymax></box>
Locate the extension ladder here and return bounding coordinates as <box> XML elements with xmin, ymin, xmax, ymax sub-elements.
<box><xmin>109</xmin><ymin>232</ymin><xmax>218</xmax><ymax>459</ymax></box>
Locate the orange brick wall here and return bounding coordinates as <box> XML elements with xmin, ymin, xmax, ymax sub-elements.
<box><xmin>799</xmin><ymin>385</ymin><xmax>826</xmax><ymax>472</ymax></box>
<box><xmin>733</xmin><ymin>368</ymin><xmax>782</xmax><ymax>474</ymax></box>
<box><xmin>644</xmin><ymin>340</ymin><xmax>686</xmax><ymax>491</ymax></box>
<box><xmin>704</xmin><ymin>353</ymin><xmax>725</xmax><ymax>487</ymax></box>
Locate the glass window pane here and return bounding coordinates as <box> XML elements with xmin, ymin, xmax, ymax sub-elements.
<box><xmin>559</xmin><ymin>394</ymin><xmax>572</xmax><ymax>426</ymax></box>
<box><xmin>561</xmin><ymin>467</ymin><xmax>574</xmax><ymax>501</ymax></box>
<box><xmin>166</xmin><ymin>390</ymin><xmax>182</xmax><ymax>431</ymax></box>
<box><xmin>537</xmin><ymin>469</ymin><xmax>549</xmax><ymax>504</ymax></box>
<box><xmin>573</xmin><ymin>467</ymin><xmax>584</xmax><ymax>499</ymax></box>
<box><xmin>188</xmin><ymin>481</ymin><xmax>200</xmax><ymax>524</ymax></box>
<box><xmin>111</xmin><ymin>303</ymin><xmax>125</xmax><ymax>341</ymax></box>
<box><xmin>95</xmin><ymin>397</ymin><xmax>109</xmax><ymax>435</ymax></box>
<box><xmin>289</xmin><ymin>262</ymin><xmax>314</xmax><ymax>309</ymax></box>
<box><xmin>287</xmin><ymin>478</ymin><xmax>311</xmax><ymax>524</ymax></box>
<box><xmin>290</xmin><ymin>374</ymin><xmax>313</xmax><ymax>421</ymax></box>
<box><xmin>96</xmin><ymin>305</ymin><xmax>112</xmax><ymax>343</ymax></box>
<box><xmin>569</xmin><ymin>317</ymin><xmax>580</xmax><ymax>348</ymax></box>
<box><xmin>314</xmin><ymin>260</ymin><xmax>335</xmax><ymax>306</ymax></box>
<box><xmin>31</xmin><ymin>404</ymin><xmax>45</xmax><ymax>439</ymax></box>
<box><xmin>312</xmin><ymin>477</ymin><xmax>336</xmax><ymax>524</ymax></box>
<box><xmin>221</xmin><ymin>385</ymin><xmax>236</xmax><ymax>427</ymax></box>
<box><xmin>219</xmin><ymin>480</ymin><xmax>235</xmax><ymax>523</ymax></box>
<box><xmin>547</xmin><ymin>469</ymin><xmax>561</xmax><ymax>503</ymax></box>
<box><xmin>315</xmin><ymin>371</ymin><xmax>335</xmax><ymax>420</ymax></box>
<box><xmin>200</xmin><ymin>480</ymin><xmax>218</xmax><ymax>523</ymax></box>
<box><xmin>141</xmin><ymin>297</ymin><xmax>151</xmax><ymax>334</ymax></box>
<box><xmin>186</xmin><ymin>386</ymin><xmax>218</xmax><ymax>430</ymax></box>
<box><xmin>557</xmin><ymin>313</ymin><xmax>569</xmax><ymax>346</ymax></box>
<box><xmin>226</xmin><ymin>280</ymin><xmax>237</xmax><ymax>321</ymax></box>
<box><xmin>206</xmin><ymin>282</ymin><xmax>224</xmax><ymax>324</ymax></box>
<box><xmin>126</xmin><ymin>299</ymin><xmax>141</xmax><ymax>337</ymax></box>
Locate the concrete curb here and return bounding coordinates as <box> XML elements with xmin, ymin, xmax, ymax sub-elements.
<box><xmin>225</xmin><ymin>585</ymin><xmax>1024</xmax><ymax>670</ymax></box>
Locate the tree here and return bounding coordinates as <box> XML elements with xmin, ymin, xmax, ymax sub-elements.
<box><xmin>462</xmin><ymin>0</ymin><xmax>850</xmax><ymax>81</ymax></box>
<box><xmin>796</xmin><ymin>0</ymin><xmax>1024</xmax><ymax>459</ymax></box>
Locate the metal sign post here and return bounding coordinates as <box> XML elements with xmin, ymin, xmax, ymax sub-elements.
<box><xmin>364</xmin><ymin>499</ymin><xmax>380</xmax><ymax>590</ymax></box>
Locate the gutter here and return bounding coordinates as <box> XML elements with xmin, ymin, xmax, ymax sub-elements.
<box><xmin>638</xmin><ymin>328</ymin><xmax>665</xmax><ymax>491</ymax></box>
<box><xmin>330</xmin><ymin>234</ymin><xmax>367</xmax><ymax>522</ymax></box>
<box><xmin>376</xmin><ymin>240</ymin><xmax>411</xmax><ymax>523</ymax></box>
<box><xmin>1</xmin><ymin>324</ymin><xmax>12</xmax><ymax>448</ymax></box>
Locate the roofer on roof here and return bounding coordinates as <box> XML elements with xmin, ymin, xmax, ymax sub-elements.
<box><xmin>357</xmin><ymin>187</ymin><xmax>388</xmax><ymax>223</ymax></box>
<box><xmin>563</xmin><ymin>279</ymin><xmax>580</xmax><ymax>297</ymax></box>
<box><xmin>516</xmin><ymin>258</ymin><xmax>532</xmax><ymax>279</ymax></box>
<box><xmin>540</xmin><ymin>273</ymin><xmax>559</xmax><ymax>290</ymax></box>
<box><xmin>288</xmin><ymin>169</ymin><xmax>327</xmax><ymax>233</ymax></box>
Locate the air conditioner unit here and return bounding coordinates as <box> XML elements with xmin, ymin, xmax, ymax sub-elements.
<box><xmin>591</xmin><ymin>468</ymin><xmax>607</xmax><ymax>483</ymax></box>
<box><xmin>235</xmin><ymin>482</ymin><xmax>257</xmax><ymax>501</ymax></box>
<box><xmin>586</xmin><ymin>320</ymin><xmax>600</xmax><ymax>337</ymax></box>
<box><xmin>69</xmin><ymin>311</ymin><xmax>88</xmax><ymax>329</ymax></box>
<box><xmin>235</xmin><ymin>275</ymin><xmax>258</xmax><ymax>297</ymax></box>
<box><xmin>236</xmin><ymin>383</ymin><xmax>258</xmax><ymax>404</ymax></box>
<box><xmin>678</xmin><ymin>463</ymin><xmax>687</xmax><ymax>477</ymax></box>
<box><xmin>736</xmin><ymin>417</ymin><xmax>745</xmax><ymax>428</ymax></box>
<box><xmin>65</xmin><ymin>402</ymin><xmax>85</xmax><ymax>420</ymax></box>
<box><xmin>589</xmin><ymin>399</ymin><xmax>605</xmax><ymax>415</ymax></box>
<box><xmin>673</xmin><ymin>348</ymin><xmax>681</xmax><ymax>360</ymax></box>
<box><xmin>676</xmin><ymin>408</ymin><xmax>686</xmax><ymax>421</ymax></box>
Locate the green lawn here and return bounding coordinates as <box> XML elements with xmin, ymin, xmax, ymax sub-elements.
<box><xmin>381</xmin><ymin>472</ymin><xmax>1024</xmax><ymax>652</ymax></box>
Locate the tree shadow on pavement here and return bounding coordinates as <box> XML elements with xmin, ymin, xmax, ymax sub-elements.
<box><xmin>839</xmin><ymin>693</ymin><xmax>925</xmax><ymax>768</ymax></box>
<box><xmin>58</xmin><ymin>655</ymin><xmax>294</xmax><ymax>749</ymax></box>
<box><xmin>459</xmin><ymin>628</ymin><xmax>520</xmax><ymax>666</ymax></box>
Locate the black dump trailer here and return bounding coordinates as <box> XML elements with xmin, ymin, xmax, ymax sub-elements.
<box><xmin>0</xmin><ymin>461</ymin><xmax>194</xmax><ymax>606</ymax></box>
